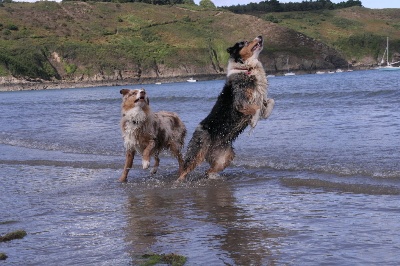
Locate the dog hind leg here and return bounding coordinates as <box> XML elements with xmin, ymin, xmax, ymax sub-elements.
<box><xmin>176</xmin><ymin>128</ymin><xmax>209</xmax><ymax>182</ymax></box>
<box><xmin>150</xmin><ymin>153</ymin><xmax>160</xmax><ymax>174</ymax></box>
<box><xmin>119</xmin><ymin>150</ymin><xmax>135</xmax><ymax>182</ymax></box>
<box><xmin>168</xmin><ymin>141</ymin><xmax>185</xmax><ymax>175</ymax></box>
<box><xmin>206</xmin><ymin>145</ymin><xmax>235</xmax><ymax>179</ymax></box>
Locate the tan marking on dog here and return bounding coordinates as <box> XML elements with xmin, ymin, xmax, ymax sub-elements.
<box><xmin>239</xmin><ymin>38</ymin><xmax>261</xmax><ymax>61</ymax></box>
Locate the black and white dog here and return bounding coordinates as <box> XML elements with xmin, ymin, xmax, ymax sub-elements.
<box><xmin>176</xmin><ymin>35</ymin><xmax>274</xmax><ymax>182</ymax></box>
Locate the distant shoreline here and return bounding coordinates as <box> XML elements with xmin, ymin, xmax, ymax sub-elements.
<box><xmin>0</xmin><ymin>74</ymin><xmax>225</xmax><ymax>92</ymax></box>
<box><xmin>0</xmin><ymin>67</ymin><xmax>376</xmax><ymax>92</ymax></box>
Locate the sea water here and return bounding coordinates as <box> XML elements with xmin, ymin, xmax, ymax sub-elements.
<box><xmin>1</xmin><ymin>70</ymin><xmax>399</xmax><ymax>265</ymax></box>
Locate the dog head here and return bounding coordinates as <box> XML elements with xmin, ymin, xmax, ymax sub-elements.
<box><xmin>226</xmin><ymin>35</ymin><xmax>264</xmax><ymax>76</ymax></box>
<box><xmin>120</xmin><ymin>88</ymin><xmax>150</xmax><ymax>111</ymax></box>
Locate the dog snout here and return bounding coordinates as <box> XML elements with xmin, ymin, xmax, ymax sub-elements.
<box><xmin>139</xmin><ymin>90</ymin><xmax>146</xmax><ymax>99</ymax></box>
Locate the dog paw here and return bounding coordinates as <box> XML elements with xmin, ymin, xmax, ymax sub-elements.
<box><xmin>150</xmin><ymin>167</ymin><xmax>158</xmax><ymax>174</ymax></box>
<box><xmin>250</xmin><ymin>109</ymin><xmax>260</xmax><ymax>128</ymax></box>
<box><xmin>142</xmin><ymin>160</ymin><xmax>150</xmax><ymax>169</ymax></box>
<box><xmin>208</xmin><ymin>172</ymin><xmax>222</xmax><ymax>180</ymax></box>
<box><xmin>261</xmin><ymin>98</ymin><xmax>275</xmax><ymax>119</ymax></box>
<box><xmin>174</xmin><ymin>175</ymin><xmax>187</xmax><ymax>184</ymax></box>
<box><xmin>118</xmin><ymin>176</ymin><xmax>128</xmax><ymax>182</ymax></box>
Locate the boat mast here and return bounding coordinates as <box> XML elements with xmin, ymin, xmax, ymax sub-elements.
<box><xmin>287</xmin><ymin>57</ymin><xmax>290</xmax><ymax>72</ymax></box>
<box><xmin>387</xmin><ymin>37</ymin><xmax>390</xmax><ymax>66</ymax></box>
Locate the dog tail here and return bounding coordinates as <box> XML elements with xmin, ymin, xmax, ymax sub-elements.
<box><xmin>177</xmin><ymin>125</ymin><xmax>209</xmax><ymax>181</ymax></box>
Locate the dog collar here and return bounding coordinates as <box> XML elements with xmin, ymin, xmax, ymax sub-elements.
<box><xmin>234</xmin><ymin>67</ymin><xmax>253</xmax><ymax>75</ymax></box>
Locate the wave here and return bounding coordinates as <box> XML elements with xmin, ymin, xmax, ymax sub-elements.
<box><xmin>278</xmin><ymin>88</ymin><xmax>400</xmax><ymax>102</ymax></box>
<box><xmin>0</xmin><ymin>135</ymin><xmax>122</xmax><ymax>157</ymax></box>
<box><xmin>233</xmin><ymin>157</ymin><xmax>400</xmax><ymax>181</ymax></box>
<box><xmin>0</xmin><ymin>159</ymin><xmax>121</xmax><ymax>170</ymax></box>
<box><xmin>280</xmin><ymin>177</ymin><xmax>400</xmax><ymax>195</ymax></box>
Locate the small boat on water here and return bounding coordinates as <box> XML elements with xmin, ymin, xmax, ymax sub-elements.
<box><xmin>155</xmin><ymin>82</ymin><xmax>162</xmax><ymax>85</ymax></box>
<box><xmin>187</xmin><ymin>78</ymin><xmax>197</xmax><ymax>82</ymax></box>
<box><xmin>378</xmin><ymin>37</ymin><xmax>400</xmax><ymax>71</ymax></box>
<box><xmin>267</xmin><ymin>74</ymin><xmax>275</xmax><ymax>78</ymax></box>
<box><xmin>316</xmin><ymin>71</ymin><xmax>325</xmax><ymax>74</ymax></box>
<box><xmin>284</xmin><ymin>72</ymin><xmax>295</xmax><ymax>76</ymax></box>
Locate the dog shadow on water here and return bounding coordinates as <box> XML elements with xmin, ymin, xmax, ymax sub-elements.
<box><xmin>123</xmin><ymin>169</ymin><xmax>284</xmax><ymax>265</ymax></box>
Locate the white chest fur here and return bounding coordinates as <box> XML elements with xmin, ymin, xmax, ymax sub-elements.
<box><xmin>122</xmin><ymin>107</ymin><xmax>148</xmax><ymax>152</ymax></box>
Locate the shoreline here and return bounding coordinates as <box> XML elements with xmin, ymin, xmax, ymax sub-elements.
<box><xmin>0</xmin><ymin>67</ymin><xmax>376</xmax><ymax>92</ymax></box>
<box><xmin>0</xmin><ymin>74</ymin><xmax>226</xmax><ymax>92</ymax></box>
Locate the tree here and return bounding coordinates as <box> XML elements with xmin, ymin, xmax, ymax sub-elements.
<box><xmin>182</xmin><ymin>0</ymin><xmax>195</xmax><ymax>4</ymax></box>
<box><xmin>199</xmin><ymin>0</ymin><xmax>216</xmax><ymax>9</ymax></box>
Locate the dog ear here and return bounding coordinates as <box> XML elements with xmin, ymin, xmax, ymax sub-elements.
<box><xmin>146</xmin><ymin>97</ymin><xmax>150</xmax><ymax>105</ymax></box>
<box><xmin>120</xmin><ymin>89</ymin><xmax>130</xmax><ymax>96</ymax></box>
<box><xmin>227</xmin><ymin>41</ymin><xmax>246</xmax><ymax>54</ymax></box>
<box><xmin>227</xmin><ymin>46</ymin><xmax>234</xmax><ymax>54</ymax></box>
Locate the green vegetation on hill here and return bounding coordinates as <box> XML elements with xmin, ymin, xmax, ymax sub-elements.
<box><xmin>255</xmin><ymin>7</ymin><xmax>400</xmax><ymax>61</ymax></box>
<box><xmin>0</xmin><ymin>2</ymin><xmax>228</xmax><ymax>80</ymax></box>
<box><xmin>223</xmin><ymin>0</ymin><xmax>362</xmax><ymax>13</ymax></box>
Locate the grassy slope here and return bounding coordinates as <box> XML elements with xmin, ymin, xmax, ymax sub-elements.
<box><xmin>0</xmin><ymin>2</ymin><xmax>225</xmax><ymax>78</ymax></box>
<box><xmin>1</xmin><ymin>3</ymin><xmax>399</xmax><ymax>81</ymax></box>
<box><xmin>260</xmin><ymin>7</ymin><xmax>400</xmax><ymax>62</ymax></box>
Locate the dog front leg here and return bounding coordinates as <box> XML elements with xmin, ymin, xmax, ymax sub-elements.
<box><xmin>119</xmin><ymin>150</ymin><xmax>135</xmax><ymax>182</ymax></box>
<box><xmin>142</xmin><ymin>140</ymin><xmax>155</xmax><ymax>170</ymax></box>
<box><xmin>250</xmin><ymin>109</ymin><xmax>261</xmax><ymax>128</ymax></box>
<box><xmin>239</xmin><ymin>104</ymin><xmax>260</xmax><ymax>128</ymax></box>
<box><xmin>239</xmin><ymin>103</ymin><xmax>259</xmax><ymax>116</ymax></box>
<box><xmin>260</xmin><ymin>98</ymin><xmax>275</xmax><ymax>119</ymax></box>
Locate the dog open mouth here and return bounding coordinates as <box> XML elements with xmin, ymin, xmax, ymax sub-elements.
<box><xmin>252</xmin><ymin>37</ymin><xmax>263</xmax><ymax>52</ymax></box>
<box><xmin>134</xmin><ymin>96</ymin><xmax>146</xmax><ymax>103</ymax></box>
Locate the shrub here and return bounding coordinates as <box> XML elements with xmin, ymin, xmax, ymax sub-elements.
<box><xmin>6</xmin><ymin>24</ymin><xmax>18</xmax><ymax>31</ymax></box>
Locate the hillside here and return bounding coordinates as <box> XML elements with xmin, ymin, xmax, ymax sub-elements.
<box><xmin>0</xmin><ymin>2</ymin><xmax>399</xmax><ymax>89</ymax></box>
<box><xmin>258</xmin><ymin>6</ymin><xmax>400</xmax><ymax>65</ymax></box>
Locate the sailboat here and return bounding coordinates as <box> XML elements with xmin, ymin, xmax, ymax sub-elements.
<box><xmin>378</xmin><ymin>37</ymin><xmax>400</xmax><ymax>71</ymax></box>
<box><xmin>284</xmin><ymin>57</ymin><xmax>296</xmax><ymax>76</ymax></box>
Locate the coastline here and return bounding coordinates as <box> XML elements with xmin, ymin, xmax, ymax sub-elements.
<box><xmin>0</xmin><ymin>74</ymin><xmax>226</xmax><ymax>92</ymax></box>
<box><xmin>0</xmin><ymin>66</ymin><xmax>376</xmax><ymax>92</ymax></box>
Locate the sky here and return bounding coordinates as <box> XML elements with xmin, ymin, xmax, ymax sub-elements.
<box><xmin>195</xmin><ymin>0</ymin><xmax>400</xmax><ymax>9</ymax></box>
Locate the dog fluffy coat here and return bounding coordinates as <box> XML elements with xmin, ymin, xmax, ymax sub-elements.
<box><xmin>176</xmin><ymin>35</ymin><xmax>274</xmax><ymax>182</ymax></box>
<box><xmin>119</xmin><ymin>88</ymin><xmax>186</xmax><ymax>182</ymax></box>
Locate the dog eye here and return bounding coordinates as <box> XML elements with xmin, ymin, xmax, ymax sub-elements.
<box><xmin>239</xmin><ymin>41</ymin><xmax>247</xmax><ymax>48</ymax></box>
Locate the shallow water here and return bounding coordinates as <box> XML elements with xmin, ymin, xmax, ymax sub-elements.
<box><xmin>1</xmin><ymin>70</ymin><xmax>400</xmax><ymax>265</ymax></box>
